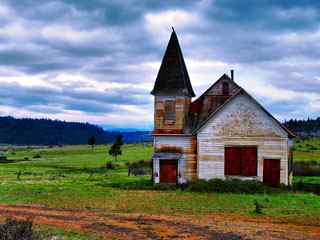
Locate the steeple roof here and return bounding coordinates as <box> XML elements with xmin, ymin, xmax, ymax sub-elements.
<box><xmin>151</xmin><ymin>29</ymin><xmax>195</xmax><ymax>97</ymax></box>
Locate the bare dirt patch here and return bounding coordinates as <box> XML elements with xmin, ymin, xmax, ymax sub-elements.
<box><xmin>0</xmin><ymin>204</ymin><xmax>318</xmax><ymax>240</ymax></box>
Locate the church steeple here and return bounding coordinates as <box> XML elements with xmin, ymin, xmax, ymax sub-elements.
<box><xmin>151</xmin><ymin>29</ymin><xmax>195</xmax><ymax>97</ymax></box>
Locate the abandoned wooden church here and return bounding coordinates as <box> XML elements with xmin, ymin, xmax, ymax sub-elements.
<box><xmin>151</xmin><ymin>30</ymin><xmax>295</xmax><ymax>186</ymax></box>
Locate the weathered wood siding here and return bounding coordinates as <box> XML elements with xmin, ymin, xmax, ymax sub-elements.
<box><xmin>194</xmin><ymin>76</ymin><xmax>241</xmax><ymax>125</ymax></box>
<box><xmin>154</xmin><ymin>96</ymin><xmax>190</xmax><ymax>133</ymax></box>
<box><xmin>206</xmin><ymin>78</ymin><xmax>239</xmax><ymax>96</ymax></box>
<box><xmin>197</xmin><ymin>93</ymin><xmax>290</xmax><ymax>185</ymax></box>
<box><xmin>153</xmin><ymin>135</ymin><xmax>197</xmax><ymax>183</ymax></box>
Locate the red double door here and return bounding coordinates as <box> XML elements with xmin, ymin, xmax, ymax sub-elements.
<box><xmin>160</xmin><ymin>160</ymin><xmax>177</xmax><ymax>183</ymax></box>
<box><xmin>225</xmin><ymin>147</ymin><xmax>257</xmax><ymax>176</ymax></box>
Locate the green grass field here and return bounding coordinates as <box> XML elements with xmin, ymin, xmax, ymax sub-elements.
<box><xmin>292</xmin><ymin>138</ymin><xmax>320</xmax><ymax>184</ymax></box>
<box><xmin>293</xmin><ymin>138</ymin><xmax>320</xmax><ymax>161</ymax></box>
<box><xmin>0</xmin><ymin>141</ymin><xmax>319</xmax><ymax>238</ymax></box>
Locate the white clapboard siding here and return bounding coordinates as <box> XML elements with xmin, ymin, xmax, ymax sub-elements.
<box><xmin>197</xmin><ymin>93</ymin><xmax>290</xmax><ymax>185</ymax></box>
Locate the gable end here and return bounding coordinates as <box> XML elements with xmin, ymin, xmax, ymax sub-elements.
<box><xmin>195</xmin><ymin>89</ymin><xmax>295</xmax><ymax>138</ymax></box>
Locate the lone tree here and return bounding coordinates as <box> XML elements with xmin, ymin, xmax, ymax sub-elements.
<box><xmin>108</xmin><ymin>134</ymin><xmax>124</xmax><ymax>161</ymax></box>
<box><xmin>88</xmin><ymin>136</ymin><xmax>96</xmax><ymax>151</ymax></box>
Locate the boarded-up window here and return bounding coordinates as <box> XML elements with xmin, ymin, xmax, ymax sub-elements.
<box><xmin>164</xmin><ymin>100</ymin><xmax>175</xmax><ymax>121</ymax></box>
<box><xmin>225</xmin><ymin>146</ymin><xmax>257</xmax><ymax>176</ymax></box>
<box><xmin>222</xmin><ymin>82</ymin><xmax>229</xmax><ymax>95</ymax></box>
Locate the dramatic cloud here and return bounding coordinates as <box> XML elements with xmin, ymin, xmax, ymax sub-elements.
<box><xmin>0</xmin><ymin>0</ymin><xmax>319</xmax><ymax>129</ymax></box>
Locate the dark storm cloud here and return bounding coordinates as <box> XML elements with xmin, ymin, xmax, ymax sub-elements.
<box><xmin>0</xmin><ymin>47</ymin><xmax>80</xmax><ymax>74</ymax></box>
<box><xmin>0</xmin><ymin>82</ymin><xmax>149</xmax><ymax>114</ymax></box>
<box><xmin>0</xmin><ymin>0</ymin><xmax>158</xmax><ymax>77</ymax></box>
<box><xmin>62</xmin><ymin>88</ymin><xmax>150</xmax><ymax>106</ymax></box>
<box><xmin>206</xmin><ymin>0</ymin><xmax>320</xmax><ymax>31</ymax></box>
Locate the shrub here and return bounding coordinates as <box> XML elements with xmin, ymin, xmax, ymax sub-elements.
<box><xmin>185</xmin><ymin>179</ymin><xmax>213</xmax><ymax>192</ymax></box>
<box><xmin>33</xmin><ymin>154</ymin><xmax>41</xmax><ymax>159</ymax></box>
<box><xmin>111</xmin><ymin>179</ymin><xmax>178</xmax><ymax>191</ymax></box>
<box><xmin>0</xmin><ymin>152</ymin><xmax>7</xmax><ymax>161</ymax></box>
<box><xmin>127</xmin><ymin>160</ymin><xmax>151</xmax><ymax>176</ymax></box>
<box><xmin>0</xmin><ymin>218</ymin><xmax>39</xmax><ymax>240</ymax></box>
<box><xmin>129</xmin><ymin>168</ymin><xmax>146</xmax><ymax>176</ymax></box>
<box><xmin>16</xmin><ymin>171</ymin><xmax>22</xmax><ymax>181</ymax></box>
<box><xmin>253</xmin><ymin>199</ymin><xmax>264</xmax><ymax>214</ymax></box>
<box><xmin>24</xmin><ymin>157</ymin><xmax>29</xmax><ymax>161</ymax></box>
<box><xmin>186</xmin><ymin>178</ymin><xmax>278</xmax><ymax>194</ymax></box>
<box><xmin>293</xmin><ymin>181</ymin><xmax>320</xmax><ymax>195</ymax></box>
<box><xmin>306</xmin><ymin>144</ymin><xmax>318</xmax><ymax>151</ymax></box>
<box><xmin>293</xmin><ymin>161</ymin><xmax>320</xmax><ymax>176</ymax></box>
<box><xmin>105</xmin><ymin>161</ymin><xmax>116</xmax><ymax>169</ymax></box>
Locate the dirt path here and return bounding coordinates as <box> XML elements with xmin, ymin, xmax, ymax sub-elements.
<box><xmin>0</xmin><ymin>204</ymin><xmax>319</xmax><ymax>240</ymax></box>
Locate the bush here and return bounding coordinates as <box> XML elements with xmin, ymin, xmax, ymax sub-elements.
<box><xmin>33</xmin><ymin>154</ymin><xmax>41</xmax><ymax>159</ymax></box>
<box><xmin>0</xmin><ymin>152</ymin><xmax>7</xmax><ymax>161</ymax></box>
<box><xmin>105</xmin><ymin>161</ymin><xmax>116</xmax><ymax>169</ymax></box>
<box><xmin>16</xmin><ymin>171</ymin><xmax>22</xmax><ymax>180</ymax></box>
<box><xmin>0</xmin><ymin>218</ymin><xmax>39</xmax><ymax>240</ymax></box>
<box><xmin>253</xmin><ymin>199</ymin><xmax>264</xmax><ymax>214</ymax></box>
<box><xmin>109</xmin><ymin>178</ymin><xmax>280</xmax><ymax>194</ymax></box>
<box><xmin>294</xmin><ymin>161</ymin><xmax>320</xmax><ymax>176</ymax></box>
<box><xmin>309</xmin><ymin>146</ymin><xmax>318</xmax><ymax>151</ymax></box>
<box><xmin>110</xmin><ymin>179</ymin><xmax>178</xmax><ymax>191</ymax></box>
<box><xmin>129</xmin><ymin>168</ymin><xmax>147</xmax><ymax>176</ymax></box>
<box><xmin>127</xmin><ymin>160</ymin><xmax>151</xmax><ymax>176</ymax></box>
<box><xmin>186</xmin><ymin>178</ymin><xmax>278</xmax><ymax>194</ymax></box>
<box><xmin>293</xmin><ymin>181</ymin><xmax>320</xmax><ymax>195</ymax></box>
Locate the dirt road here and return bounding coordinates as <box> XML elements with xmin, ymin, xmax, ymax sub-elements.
<box><xmin>0</xmin><ymin>204</ymin><xmax>318</xmax><ymax>240</ymax></box>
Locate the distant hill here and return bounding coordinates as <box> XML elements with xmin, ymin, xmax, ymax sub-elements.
<box><xmin>284</xmin><ymin>117</ymin><xmax>320</xmax><ymax>138</ymax></box>
<box><xmin>0</xmin><ymin>116</ymin><xmax>152</xmax><ymax>145</ymax></box>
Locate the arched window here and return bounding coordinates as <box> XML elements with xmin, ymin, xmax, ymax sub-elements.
<box><xmin>222</xmin><ymin>82</ymin><xmax>229</xmax><ymax>95</ymax></box>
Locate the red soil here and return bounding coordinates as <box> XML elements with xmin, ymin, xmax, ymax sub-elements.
<box><xmin>0</xmin><ymin>204</ymin><xmax>319</xmax><ymax>240</ymax></box>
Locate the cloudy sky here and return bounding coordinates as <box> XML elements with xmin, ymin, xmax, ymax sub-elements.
<box><xmin>0</xmin><ymin>0</ymin><xmax>319</xmax><ymax>130</ymax></box>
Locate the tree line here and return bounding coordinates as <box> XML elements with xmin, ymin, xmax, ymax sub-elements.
<box><xmin>0</xmin><ymin>116</ymin><xmax>151</xmax><ymax>145</ymax></box>
<box><xmin>284</xmin><ymin>117</ymin><xmax>320</xmax><ymax>137</ymax></box>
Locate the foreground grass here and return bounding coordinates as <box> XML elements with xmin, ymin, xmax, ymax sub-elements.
<box><xmin>36</xmin><ymin>225</ymin><xmax>100</xmax><ymax>240</ymax></box>
<box><xmin>0</xmin><ymin>144</ymin><xmax>318</xmax><ymax>221</ymax></box>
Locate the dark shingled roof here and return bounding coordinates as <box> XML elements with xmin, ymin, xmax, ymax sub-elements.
<box><xmin>151</xmin><ymin>29</ymin><xmax>195</xmax><ymax>97</ymax></box>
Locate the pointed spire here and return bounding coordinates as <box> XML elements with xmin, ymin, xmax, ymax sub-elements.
<box><xmin>151</xmin><ymin>29</ymin><xmax>195</xmax><ymax>97</ymax></box>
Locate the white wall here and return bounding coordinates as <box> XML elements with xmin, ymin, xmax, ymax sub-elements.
<box><xmin>197</xmin><ymin>93</ymin><xmax>290</xmax><ymax>185</ymax></box>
